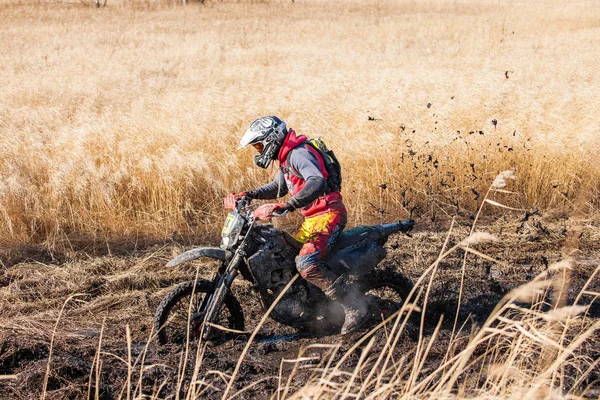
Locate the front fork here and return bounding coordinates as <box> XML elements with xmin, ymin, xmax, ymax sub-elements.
<box><xmin>201</xmin><ymin>251</ymin><xmax>243</xmax><ymax>339</ymax></box>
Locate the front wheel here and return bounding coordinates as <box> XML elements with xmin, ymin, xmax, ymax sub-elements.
<box><xmin>362</xmin><ymin>269</ymin><xmax>415</xmax><ymax>323</ymax></box>
<box><xmin>154</xmin><ymin>280</ymin><xmax>245</xmax><ymax>345</ymax></box>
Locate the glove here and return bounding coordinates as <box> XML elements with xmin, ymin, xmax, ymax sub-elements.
<box><xmin>254</xmin><ymin>203</ymin><xmax>292</xmax><ymax>220</ymax></box>
<box><xmin>224</xmin><ymin>192</ymin><xmax>247</xmax><ymax>210</ymax></box>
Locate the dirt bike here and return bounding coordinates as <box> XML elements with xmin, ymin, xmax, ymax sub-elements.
<box><xmin>154</xmin><ymin>197</ymin><xmax>415</xmax><ymax>345</ymax></box>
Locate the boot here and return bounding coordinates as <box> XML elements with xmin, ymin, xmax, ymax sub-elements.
<box><xmin>325</xmin><ymin>276</ymin><xmax>370</xmax><ymax>335</ymax></box>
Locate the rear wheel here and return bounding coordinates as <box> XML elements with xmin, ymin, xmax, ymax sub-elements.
<box><xmin>154</xmin><ymin>280</ymin><xmax>244</xmax><ymax>345</ymax></box>
<box><xmin>363</xmin><ymin>269</ymin><xmax>414</xmax><ymax>323</ymax></box>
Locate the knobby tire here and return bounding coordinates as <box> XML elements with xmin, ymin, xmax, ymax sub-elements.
<box><xmin>154</xmin><ymin>280</ymin><xmax>244</xmax><ymax>345</ymax></box>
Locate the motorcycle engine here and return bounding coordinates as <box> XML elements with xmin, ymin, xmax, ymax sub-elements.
<box><xmin>248</xmin><ymin>225</ymin><xmax>298</xmax><ymax>290</ymax></box>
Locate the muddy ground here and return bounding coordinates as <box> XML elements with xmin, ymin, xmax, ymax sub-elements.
<box><xmin>1</xmin><ymin>213</ymin><xmax>599</xmax><ymax>399</ymax></box>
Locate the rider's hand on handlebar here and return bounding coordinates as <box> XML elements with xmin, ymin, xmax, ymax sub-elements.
<box><xmin>254</xmin><ymin>203</ymin><xmax>292</xmax><ymax>220</ymax></box>
<box><xmin>224</xmin><ymin>192</ymin><xmax>248</xmax><ymax>210</ymax></box>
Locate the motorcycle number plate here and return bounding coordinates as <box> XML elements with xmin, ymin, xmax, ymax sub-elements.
<box><xmin>222</xmin><ymin>213</ymin><xmax>237</xmax><ymax>236</ymax></box>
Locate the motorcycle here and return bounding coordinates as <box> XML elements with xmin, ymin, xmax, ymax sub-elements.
<box><xmin>154</xmin><ymin>197</ymin><xmax>415</xmax><ymax>345</ymax></box>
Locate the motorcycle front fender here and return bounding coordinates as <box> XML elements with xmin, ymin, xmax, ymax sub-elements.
<box><xmin>166</xmin><ymin>247</ymin><xmax>232</xmax><ymax>268</ymax></box>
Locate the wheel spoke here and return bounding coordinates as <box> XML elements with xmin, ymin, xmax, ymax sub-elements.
<box><xmin>175</xmin><ymin>307</ymin><xmax>190</xmax><ymax>322</ymax></box>
<box><xmin>156</xmin><ymin>281</ymin><xmax>242</xmax><ymax>345</ymax></box>
<box><xmin>173</xmin><ymin>296</ymin><xmax>192</xmax><ymax>320</ymax></box>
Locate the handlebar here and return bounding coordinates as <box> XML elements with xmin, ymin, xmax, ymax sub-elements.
<box><xmin>271</xmin><ymin>210</ymin><xmax>289</xmax><ymax>218</ymax></box>
<box><xmin>235</xmin><ymin>197</ymin><xmax>289</xmax><ymax>220</ymax></box>
<box><xmin>235</xmin><ymin>195</ymin><xmax>252</xmax><ymax>212</ymax></box>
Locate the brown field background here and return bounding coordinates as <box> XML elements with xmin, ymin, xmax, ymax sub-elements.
<box><xmin>0</xmin><ymin>2</ymin><xmax>599</xmax><ymax>399</ymax></box>
<box><xmin>1</xmin><ymin>0</ymin><xmax>599</xmax><ymax>251</ymax></box>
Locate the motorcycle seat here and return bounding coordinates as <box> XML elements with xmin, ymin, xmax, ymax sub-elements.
<box><xmin>284</xmin><ymin>227</ymin><xmax>375</xmax><ymax>256</ymax></box>
<box><xmin>283</xmin><ymin>226</ymin><xmax>384</xmax><ymax>277</ymax></box>
<box><xmin>327</xmin><ymin>226</ymin><xmax>385</xmax><ymax>275</ymax></box>
<box><xmin>328</xmin><ymin>227</ymin><xmax>373</xmax><ymax>255</ymax></box>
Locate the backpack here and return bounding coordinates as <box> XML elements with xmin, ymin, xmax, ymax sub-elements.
<box><xmin>305</xmin><ymin>138</ymin><xmax>343</xmax><ymax>192</ymax></box>
<box><xmin>281</xmin><ymin>137</ymin><xmax>343</xmax><ymax>192</ymax></box>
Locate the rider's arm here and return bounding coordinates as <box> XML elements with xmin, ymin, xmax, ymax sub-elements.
<box><xmin>247</xmin><ymin>171</ymin><xmax>288</xmax><ymax>200</ymax></box>
<box><xmin>285</xmin><ymin>146</ymin><xmax>327</xmax><ymax>210</ymax></box>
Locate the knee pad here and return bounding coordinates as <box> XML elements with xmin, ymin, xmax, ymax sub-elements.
<box><xmin>295</xmin><ymin>252</ymin><xmax>320</xmax><ymax>275</ymax></box>
<box><xmin>298</xmin><ymin>264</ymin><xmax>319</xmax><ymax>280</ymax></box>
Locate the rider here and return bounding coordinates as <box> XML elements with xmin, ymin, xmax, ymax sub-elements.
<box><xmin>224</xmin><ymin>116</ymin><xmax>368</xmax><ymax>334</ymax></box>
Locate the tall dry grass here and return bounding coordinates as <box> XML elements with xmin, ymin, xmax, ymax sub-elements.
<box><xmin>53</xmin><ymin>171</ymin><xmax>597</xmax><ymax>399</ymax></box>
<box><xmin>1</xmin><ymin>0</ymin><xmax>599</xmax><ymax>250</ymax></box>
<box><xmin>77</xmin><ymin>274</ymin><xmax>599</xmax><ymax>398</ymax></box>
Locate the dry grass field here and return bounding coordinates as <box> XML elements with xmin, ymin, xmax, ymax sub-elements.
<box><xmin>0</xmin><ymin>0</ymin><xmax>599</xmax><ymax>398</ymax></box>
<box><xmin>1</xmin><ymin>0</ymin><xmax>599</xmax><ymax>249</ymax></box>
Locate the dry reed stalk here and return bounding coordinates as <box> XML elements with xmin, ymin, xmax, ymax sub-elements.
<box><xmin>41</xmin><ymin>293</ymin><xmax>84</xmax><ymax>400</ymax></box>
<box><xmin>449</xmin><ymin>172</ymin><xmax>519</xmax><ymax>363</ymax></box>
<box><xmin>87</xmin><ymin>317</ymin><xmax>106</xmax><ymax>400</ymax></box>
<box><xmin>175</xmin><ymin>263</ymin><xmax>203</xmax><ymax>399</ymax></box>
<box><xmin>570</xmin><ymin>356</ymin><xmax>600</xmax><ymax>397</ymax></box>
<box><xmin>574</xmin><ymin>266</ymin><xmax>600</xmax><ymax>306</ymax></box>
<box><xmin>306</xmin><ymin>220</ymin><xmax>488</xmax><ymax>398</ymax></box>
<box><xmin>132</xmin><ymin>325</ymin><xmax>157</xmax><ymax>399</ymax></box>
<box><xmin>524</xmin><ymin>320</ymin><xmax>600</xmax><ymax>399</ymax></box>
<box><xmin>422</xmin><ymin>277</ymin><xmax>596</xmax><ymax>399</ymax></box>
<box><xmin>407</xmin><ymin>315</ymin><xmax>445</xmax><ymax>394</ymax></box>
<box><xmin>341</xmin><ymin>336</ymin><xmax>376</xmax><ymax>398</ymax></box>
<box><xmin>320</xmin><ymin>295</ymin><xmax>418</xmax><ymax>394</ymax></box>
<box><xmin>357</xmin><ymin>315</ymin><xmax>402</xmax><ymax>397</ymax></box>
<box><xmin>191</xmin><ymin>380</ymin><xmax>221</xmax><ymax>397</ymax></box>
<box><xmin>290</xmin><ymin>222</ymin><xmax>471</xmax><ymax>398</ymax></box>
<box><xmin>221</xmin><ymin>274</ymin><xmax>299</xmax><ymax>400</ymax></box>
<box><xmin>126</xmin><ymin>325</ymin><xmax>132</xmax><ymax>400</ymax></box>
<box><xmin>408</xmin><ymin>269</ymin><xmax>546</xmax><ymax>396</ymax></box>
<box><xmin>229</xmin><ymin>377</ymin><xmax>279</xmax><ymax>399</ymax></box>
<box><xmin>204</xmin><ymin>322</ymin><xmax>251</xmax><ymax>334</ymax></box>
<box><xmin>279</xmin><ymin>343</ymin><xmax>341</xmax><ymax>400</ymax></box>
<box><xmin>406</xmin><ymin>219</ymin><xmax>457</xmax><ymax>392</ymax></box>
<box><xmin>186</xmin><ymin>339</ymin><xmax>207</xmax><ymax>399</ymax></box>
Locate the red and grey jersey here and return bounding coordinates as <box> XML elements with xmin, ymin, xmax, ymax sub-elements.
<box><xmin>249</xmin><ymin>130</ymin><xmax>345</xmax><ymax>217</ymax></box>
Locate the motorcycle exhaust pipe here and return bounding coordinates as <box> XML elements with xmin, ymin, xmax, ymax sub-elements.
<box><xmin>377</xmin><ymin>220</ymin><xmax>415</xmax><ymax>238</ymax></box>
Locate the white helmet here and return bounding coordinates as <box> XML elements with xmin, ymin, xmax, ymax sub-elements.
<box><xmin>239</xmin><ymin>116</ymin><xmax>288</xmax><ymax>168</ymax></box>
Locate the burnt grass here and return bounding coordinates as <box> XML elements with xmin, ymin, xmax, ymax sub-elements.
<box><xmin>1</xmin><ymin>214</ymin><xmax>599</xmax><ymax>399</ymax></box>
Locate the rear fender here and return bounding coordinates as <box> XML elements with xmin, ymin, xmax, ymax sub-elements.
<box><xmin>166</xmin><ymin>247</ymin><xmax>231</xmax><ymax>268</ymax></box>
